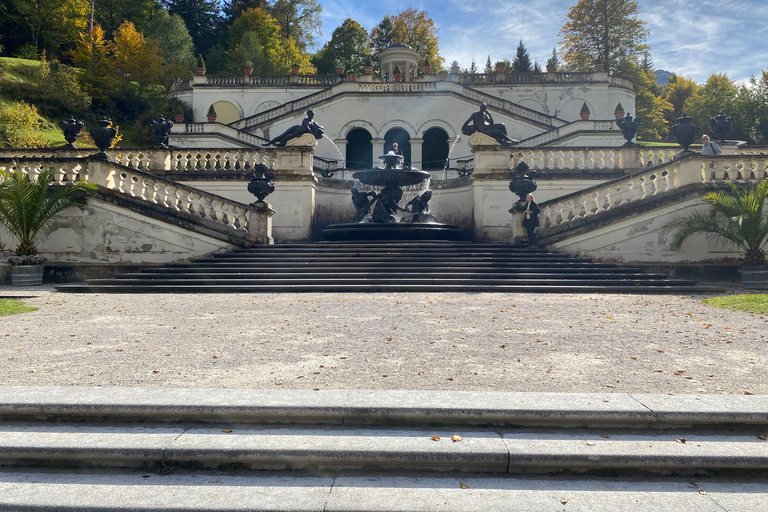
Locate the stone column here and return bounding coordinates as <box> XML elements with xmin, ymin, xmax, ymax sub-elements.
<box><xmin>247</xmin><ymin>203</ymin><xmax>275</xmax><ymax>245</ymax></box>
<box><xmin>409</xmin><ymin>138</ymin><xmax>423</xmax><ymax>169</ymax></box>
<box><xmin>470</xmin><ymin>143</ymin><xmax>520</xmax><ymax>243</ymax></box>
<box><xmin>148</xmin><ymin>149</ymin><xmax>171</xmax><ymax>175</ymax></box>
<box><xmin>372</xmin><ymin>138</ymin><xmax>386</xmax><ymax>166</ymax></box>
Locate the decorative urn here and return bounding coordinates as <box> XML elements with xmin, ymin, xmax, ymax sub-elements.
<box><xmin>616</xmin><ymin>112</ymin><xmax>641</xmax><ymax>147</ymax></box>
<box><xmin>670</xmin><ymin>113</ymin><xmax>699</xmax><ymax>152</ymax></box>
<box><xmin>148</xmin><ymin>116</ymin><xmax>174</xmax><ymax>149</ymax></box>
<box><xmin>509</xmin><ymin>161</ymin><xmax>538</xmax><ymax>203</ymax></box>
<box><xmin>709</xmin><ymin>112</ymin><xmax>734</xmax><ymax>143</ymax></box>
<box><xmin>59</xmin><ymin>116</ymin><xmax>84</xmax><ymax>149</ymax></box>
<box><xmin>247</xmin><ymin>163</ymin><xmax>276</xmax><ymax>204</ymax></box>
<box><xmin>89</xmin><ymin>117</ymin><xmax>117</xmax><ymax>156</ymax></box>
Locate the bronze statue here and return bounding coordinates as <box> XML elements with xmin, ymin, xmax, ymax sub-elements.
<box><xmin>461</xmin><ymin>102</ymin><xmax>517</xmax><ymax>145</ymax></box>
<box><xmin>405</xmin><ymin>190</ymin><xmax>436</xmax><ymax>223</ymax></box>
<box><xmin>351</xmin><ymin>188</ymin><xmax>376</xmax><ymax>223</ymax></box>
<box><xmin>263</xmin><ymin>109</ymin><xmax>324</xmax><ymax>146</ymax></box>
<box><xmin>371</xmin><ymin>186</ymin><xmax>405</xmax><ymax>223</ymax></box>
<box><xmin>148</xmin><ymin>116</ymin><xmax>174</xmax><ymax>149</ymax></box>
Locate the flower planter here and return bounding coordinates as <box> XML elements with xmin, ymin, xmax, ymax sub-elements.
<box><xmin>451</xmin><ymin>66</ymin><xmax>461</xmax><ymax>74</ymax></box>
<box><xmin>594</xmin><ymin>63</ymin><xmax>604</xmax><ymax>72</ymax></box>
<box><xmin>11</xmin><ymin>264</ymin><xmax>44</xmax><ymax>286</ymax></box>
<box><xmin>614</xmin><ymin>111</ymin><xmax>625</xmax><ymax>119</ymax></box>
<box><xmin>196</xmin><ymin>67</ymin><xmax>206</xmax><ymax>76</ymax></box>
<box><xmin>546</xmin><ymin>64</ymin><xmax>555</xmax><ymax>72</ymax></box>
<box><xmin>174</xmin><ymin>114</ymin><xmax>185</xmax><ymax>123</ymax></box>
<box><xmin>243</xmin><ymin>66</ymin><xmax>253</xmax><ymax>75</ymax></box>
<box><xmin>347</xmin><ymin>73</ymin><xmax>357</xmax><ymax>82</ymax></box>
<box><xmin>422</xmin><ymin>66</ymin><xmax>431</xmax><ymax>74</ymax></box>
<box><xmin>207</xmin><ymin>114</ymin><xmax>217</xmax><ymax>123</ymax></box>
<box><xmin>438</xmin><ymin>72</ymin><xmax>447</xmax><ymax>81</ymax></box>
<box><xmin>292</xmin><ymin>66</ymin><xmax>300</xmax><ymax>75</ymax></box>
<box><xmin>580</xmin><ymin>112</ymin><xmax>590</xmax><ymax>120</ymax></box>
<box><xmin>364</xmin><ymin>67</ymin><xmax>373</xmax><ymax>75</ymax></box>
<box><xmin>393</xmin><ymin>73</ymin><xmax>402</xmax><ymax>82</ymax></box>
<box><xmin>740</xmin><ymin>267</ymin><xmax>768</xmax><ymax>290</ymax></box>
<box><xmin>336</xmin><ymin>67</ymin><xmax>345</xmax><ymax>76</ymax></box>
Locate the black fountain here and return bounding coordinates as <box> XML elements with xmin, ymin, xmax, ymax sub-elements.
<box><xmin>322</xmin><ymin>155</ymin><xmax>466</xmax><ymax>241</ymax></box>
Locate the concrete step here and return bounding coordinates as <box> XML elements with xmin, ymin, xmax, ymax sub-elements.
<box><xmin>3</xmin><ymin>471</ymin><xmax>766</xmax><ymax>511</ymax></box>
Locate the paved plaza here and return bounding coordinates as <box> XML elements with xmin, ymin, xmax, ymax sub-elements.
<box><xmin>2</xmin><ymin>286</ymin><xmax>766</xmax><ymax>395</ymax></box>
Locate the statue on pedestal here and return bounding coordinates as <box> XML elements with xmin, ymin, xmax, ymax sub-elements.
<box><xmin>461</xmin><ymin>102</ymin><xmax>517</xmax><ymax>145</ymax></box>
<box><xmin>262</xmin><ymin>109</ymin><xmax>324</xmax><ymax>147</ymax></box>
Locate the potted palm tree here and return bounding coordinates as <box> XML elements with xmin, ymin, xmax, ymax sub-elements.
<box><xmin>0</xmin><ymin>168</ymin><xmax>96</xmax><ymax>286</ymax></box>
<box><xmin>663</xmin><ymin>180</ymin><xmax>768</xmax><ymax>289</ymax></box>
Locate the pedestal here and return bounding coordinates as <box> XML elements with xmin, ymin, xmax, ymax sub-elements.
<box><xmin>248</xmin><ymin>203</ymin><xmax>275</xmax><ymax>245</ymax></box>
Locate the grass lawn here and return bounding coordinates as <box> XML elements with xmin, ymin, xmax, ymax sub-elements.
<box><xmin>702</xmin><ymin>294</ymin><xmax>768</xmax><ymax>315</ymax></box>
<box><xmin>0</xmin><ymin>299</ymin><xmax>38</xmax><ymax>316</ymax></box>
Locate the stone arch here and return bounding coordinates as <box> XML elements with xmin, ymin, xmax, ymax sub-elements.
<box><xmin>421</xmin><ymin>127</ymin><xmax>450</xmax><ymax>170</ymax></box>
<box><xmin>379</xmin><ymin>120</ymin><xmax>417</xmax><ymax>138</ymax></box>
<box><xmin>346</xmin><ymin>128</ymin><xmax>373</xmax><ymax>170</ymax></box>
<box><xmin>556</xmin><ymin>98</ymin><xmax>594</xmax><ymax>122</ymax></box>
<box><xmin>417</xmin><ymin>119</ymin><xmax>456</xmax><ymax>139</ymax></box>
<box><xmin>518</xmin><ymin>98</ymin><xmax>547</xmax><ymax>114</ymax></box>
<box><xmin>209</xmin><ymin>100</ymin><xmax>242</xmax><ymax>124</ymax></box>
<box><xmin>339</xmin><ymin>120</ymin><xmax>379</xmax><ymax>139</ymax></box>
<box><xmin>252</xmin><ymin>100</ymin><xmax>281</xmax><ymax>116</ymax></box>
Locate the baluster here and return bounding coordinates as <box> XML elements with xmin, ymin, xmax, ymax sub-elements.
<box><xmin>117</xmin><ymin>172</ymin><xmax>128</xmax><ymax>194</ymax></box>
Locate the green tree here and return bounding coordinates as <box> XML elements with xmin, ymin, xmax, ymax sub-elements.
<box><xmin>8</xmin><ymin>0</ymin><xmax>89</xmax><ymax>56</ymax></box>
<box><xmin>558</xmin><ymin>0</ymin><xmax>649</xmax><ymax>73</ymax></box>
<box><xmin>112</xmin><ymin>21</ymin><xmax>164</xmax><ymax>98</ymax></box>
<box><xmin>684</xmin><ymin>73</ymin><xmax>739</xmax><ymax>138</ymax></box>
<box><xmin>513</xmin><ymin>39</ymin><xmax>532</xmax><ymax>72</ymax></box>
<box><xmin>313</xmin><ymin>18</ymin><xmax>369</xmax><ymax>74</ymax></box>
<box><xmin>616</xmin><ymin>58</ymin><xmax>672</xmax><ymax>140</ymax></box>
<box><xmin>95</xmin><ymin>0</ymin><xmax>158</xmax><ymax>39</ymax></box>
<box><xmin>167</xmin><ymin>0</ymin><xmax>222</xmax><ymax>55</ymax></box>
<box><xmin>484</xmin><ymin>55</ymin><xmax>493</xmax><ymax>73</ymax></box>
<box><xmin>229</xmin><ymin>31</ymin><xmax>267</xmax><ymax>72</ymax></box>
<box><xmin>270</xmin><ymin>0</ymin><xmax>322</xmax><ymax>52</ymax></box>
<box><xmin>223</xmin><ymin>0</ymin><xmax>268</xmax><ymax>22</ymax></box>
<box><xmin>369</xmin><ymin>14</ymin><xmax>396</xmax><ymax>60</ymax></box>
<box><xmin>146</xmin><ymin>9</ymin><xmax>196</xmax><ymax>87</ymax></box>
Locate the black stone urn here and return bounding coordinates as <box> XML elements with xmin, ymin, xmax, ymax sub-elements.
<box><xmin>508</xmin><ymin>161</ymin><xmax>538</xmax><ymax>203</ymax></box>
<box><xmin>90</xmin><ymin>117</ymin><xmax>117</xmax><ymax>157</ymax></box>
<box><xmin>709</xmin><ymin>112</ymin><xmax>734</xmax><ymax>143</ymax></box>
<box><xmin>148</xmin><ymin>116</ymin><xmax>174</xmax><ymax>149</ymax></box>
<box><xmin>616</xmin><ymin>112</ymin><xmax>641</xmax><ymax>147</ymax></box>
<box><xmin>247</xmin><ymin>163</ymin><xmax>276</xmax><ymax>204</ymax></box>
<box><xmin>671</xmin><ymin>113</ymin><xmax>699</xmax><ymax>152</ymax></box>
<box><xmin>59</xmin><ymin>116</ymin><xmax>84</xmax><ymax>149</ymax></box>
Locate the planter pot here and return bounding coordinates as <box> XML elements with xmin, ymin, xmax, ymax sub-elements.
<box><xmin>11</xmin><ymin>264</ymin><xmax>44</xmax><ymax>286</ymax></box>
<box><xmin>495</xmin><ymin>65</ymin><xmax>505</xmax><ymax>73</ymax></box>
<box><xmin>580</xmin><ymin>112</ymin><xmax>590</xmax><ymax>120</ymax></box>
<box><xmin>393</xmin><ymin>73</ymin><xmax>402</xmax><ymax>82</ymax></box>
<box><xmin>207</xmin><ymin>114</ymin><xmax>217</xmax><ymax>123</ymax></box>
<box><xmin>546</xmin><ymin>64</ymin><xmax>555</xmax><ymax>72</ymax></box>
<box><xmin>422</xmin><ymin>66</ymin><xmax>431</xmax><ymax>74</ymax></box>
<box><xmin>174</xmin><ymin>114</ymin><xmax>185</xmax><ymax>123</ymax></box>
<box><xmin>243</xmin><ymin>66</ymin><xmax>253</xmax><ymax>75</ymax></box>
<box><xmin>347</xmin><ymin>73</ymin><xmax>357</xmax><ymax>82</ymax></box>
<box><xmin>292</xmin><ymin>66</ymin><xmax>300</xmax><ymax>75</ymax></box>
<box><xmin>594</xmin><ymin>63</ymin><xmax>604</xmax><ymax>72</ymax></box>
<box><xmin>438</xmin><ymin>72</ymin><xmax>447</xmax><ymax>81</ymax></box>
<box><xmin>196</xmin><ymin>67</ymin><xmax>206</xmax><ymax>76</ymax></box>
<box><xmin>614</xmin><ymin>111</ymin><xmax>625</xmax><ymax>119</ymax></box>
<box><xmin>740</xmin><ymin>267</ymin><xmax>768</xmax><ymax>290</ymax></box>
<box><xmin>336</xmin><ymin>67</ymin><xmax>345</xmax><ymax>75</ymax></box>
<box><xmin>451</xmin><ymin>66</ymin><xmax>461</xmax><ymax>74</ymax></box>
<box><xmin>364</xmin><ymin>67</ymin><xmax>373</xmax><ymax>75</ymax></box>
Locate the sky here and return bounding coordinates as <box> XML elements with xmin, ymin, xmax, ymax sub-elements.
<box><xmin>316</xmin><ymin>0</ymin><xmax>768</xmax><ymax>84</ymax></box>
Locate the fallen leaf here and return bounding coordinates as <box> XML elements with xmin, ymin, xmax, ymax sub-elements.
<box><xmin>274</xmin><ymin>382</ymin><xmax>283</xmax><ymax>385</ymax></box>
<box><xmin>585</xmin><ymin>441</ymin><xmax>596</xmax><ymax>446</ymax></box>
<box><xmin>561</xmin><ymin>498</ymin><xmax>568</xmax><ymax>504</ymax></box>
<box><xmin>676</xmin><ymin>438</ymin><xmax>687</xmax><ymax>444</ymax></box>
<box><xmin>142</xmin><ymin>475</ymin><xmax>151</xmax><ymax>478</ymax></box>
<box><xmin>459</xmin><ymin>482</ymin><xmax>470</xmax><ymax>489</ymax></box>
<box><xmin>446</xmin><ymin>377</ymin><xmax>454</xmax><ymax>381</ymax></box>
<box><xmin>152</xmin><ymin>370</ymin><xmax>159</xmax><ymax>374</ymax></box>
<box><xmin>222</xmin><ymin>429</ymin><xmax>233</xmax><ymax>433</ymax></box>
<box><xmin>602</xmin><ymin>398</ymin><xmax>609</xmax><ymax>402</ymax></box>
<box><xmin>698</xmin><ymin>488</ymin><xmax>707</xmax><ymax>495</ymax></box>
<box><xmin>451</xmin><ymin>435</ymin><xmax>464</xmax><ymax>442</ymax></box>
<box><xmin>758</xmin><ymin>433</ymin><xmax>766</xmax><ymax>440</ymax></box>
<box><xmin>431</xmin><ymin>436</ymin><xmax>441</xmax><ymax>441</ymax></box>
<box><xmin>599</xmin><ymin>434</ymin><xmax>610</xmax><ymax>438</ymax></box>
<box><xmin>654</xmin><ymin>369</ymin><xmax>663</xmax><ymax>373</ymax></box>
<box><xmin>744</xmin><ymin>391</ymin><xmax>755</xmax><ymax>395</ymax></box>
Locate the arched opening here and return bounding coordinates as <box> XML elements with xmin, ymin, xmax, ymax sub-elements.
<box><xmin>422</xmin><ymin>128</ymin><xmax>450</xmax><ymax>169</ymax></box>
<box><xmin>384</xmin><ymin>128</ymin><xmax>411</xmax><ymax>166</ymax></box>
<box><xmin>346</xmin><ymin>128</ymin><xmax>373</xmax><ymax>170</ymax></box>
<box><xmin>210</xmin><ymin>101</ymin><xmax>240</xmax><ymax>124</ymax></box>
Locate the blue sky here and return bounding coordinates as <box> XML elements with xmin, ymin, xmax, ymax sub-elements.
<box><xmin>317</xmin><ymin>0</ymin><xmax>768</xmax><ymax>84</ymax></box>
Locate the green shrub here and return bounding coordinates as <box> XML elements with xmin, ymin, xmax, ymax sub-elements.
<box><xmin>14</xmin><ymin>44</ymin><xmax>38</xmax><ymax>60</ymax></box>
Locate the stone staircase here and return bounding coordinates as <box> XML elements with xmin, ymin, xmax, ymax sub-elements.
<box><xmin>55</xmin><ymin>242</ymin><xmax>714</xmax><ymax>294</ymax></box>
<box><xmin>1</xmin><ymin>387</ymin><xmax>766</xmax><ymax>510</ymax></box>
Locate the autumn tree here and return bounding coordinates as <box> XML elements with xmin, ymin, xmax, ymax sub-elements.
<box><xmin>616</xmin><ymin>58</ymin><xmax>671</xmax><ymax>140</ymax></box>
<box><xmin>69</xmin><ymin>25</ymin><xmax>116</xmax><ymax>100</ymax></box>
<box><xmin>684</xmin><ymin>74</ymin><xmax>738</xmax><ymax>136</ymax></box>
<box><xmin>312</xmin><ymin>18</ymin><xmax>370</xmax><ymax>74</ymax></box>
<box><xmin>558</xmin><ymin>0</ymin><xmax>649</xmax><ymax>73</ymax></box>
<box><xmin>270</xmin><ymin>0</ymin><xmax>322</xmax><ymax>52</ymax></box>
<box><xmin>112</xmin><ymin>21</ymin><xmax>164</xmax><ymax>98</ymax></box>
<box><xmin>664</xmin><ymin>74</ymin><xmax>699</xmax><ymax>120</ymax></box>
<box><xmin>369</xmin><ymin>15</ymin><xmax>396</xmax><ymax>59</ymax></box>
<box><xmin>223</xmin><ymin>0</ymin><xmax>268</xmax><ymax>23</ymax></box>
<box><xmin>513</xmin><ymin>40</ymin><xmax>532</xmax><ymax>72</ymax></box>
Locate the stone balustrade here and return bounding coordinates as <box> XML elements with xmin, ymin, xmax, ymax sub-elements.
<box><xmin>0</xmin><ymin>157</ymin><xmax>270</xmax><ymax>244</ymax></box>
<box><xmin>538</xmin><ymin>154</ymin><xmax>768</xmax><ymax>231</ymax></box>
<box><xmin>230</xmin><ymin>89</ymin><xmax>338</xmax><ymax>131</ymax></box>
<box><xmin>460</xmin><ymin>87</ymin><xmax>556</xmax><ymax>126</ymax></box>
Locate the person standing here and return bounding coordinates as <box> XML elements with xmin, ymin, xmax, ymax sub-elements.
<box><xmin>701</xmin><ymin>134</ymin><xmax>721</xmax><ymax>156</ymax></box>
<box><xmin>522</xmin><ymin>194</ymin><xmax>540</xmax><ymax>246</ymax></box>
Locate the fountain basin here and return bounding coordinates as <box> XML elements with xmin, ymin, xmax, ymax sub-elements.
<box><xmin>322</xmin><ymin>223</ymin><xmax>467</xmax><ymax>241</ymax></box>
<box><xmin>353</xmin><ymin>169</ymin><xmax>431</xmax><ymax>188</ymax></box>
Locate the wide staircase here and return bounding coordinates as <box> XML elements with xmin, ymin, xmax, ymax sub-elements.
<box><xmin>1</xmin><ymin>387</ymin><xmax>766</xmax><ymax>510</ymax></box>
<box><xmin>56</xmin><ymin>242</ymin><xmax>713</xmax><ymax>294</ymax></box>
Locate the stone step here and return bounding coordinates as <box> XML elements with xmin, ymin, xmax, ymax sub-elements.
<box><xmin>4</xmin><ymin>472</ymin><xmax>766</xmax><ymax>511</ymax></box>
<box><xmin>111</xmin><ymin>272</ymin><xmax>678</xmax><ymax>281</ymax></box>
<box><xmin>54</xmin><ymin>283</ymin><xmax>711</xmax><ymax>293</ymax></box>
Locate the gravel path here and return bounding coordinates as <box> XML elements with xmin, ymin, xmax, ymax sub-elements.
<box><xmin>2</xmin><ymin>286</ymin><xmax>766</xmax><ymax>395</ymax></box>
